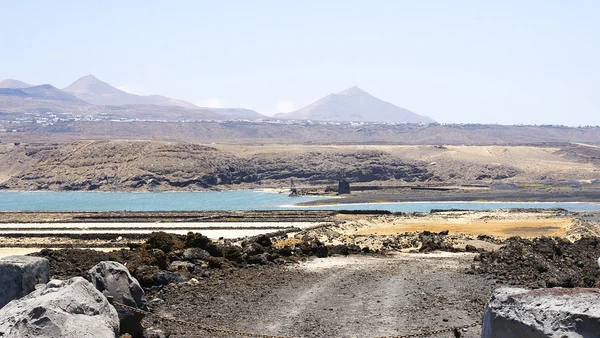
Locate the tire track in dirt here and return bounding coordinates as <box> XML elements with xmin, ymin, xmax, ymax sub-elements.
<box><xmin>258</xmin><ymin>254</ymin><xmax>491</xmax><ymax>338</ymax></box>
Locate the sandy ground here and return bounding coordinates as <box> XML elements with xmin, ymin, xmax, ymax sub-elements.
<box><xmin>147</xmin><ymin>252</ymin><xmax>496</xmax><ymax>338</ymax></box>
<box><xmin>352</xmin><ymin>212</ymin><xmax>574</xmax><ymax>238</ymax></box>
<box><xmin>282</xmin><ymin>210</ymin><xmax>600</xmax><ymax>253</ymax></box>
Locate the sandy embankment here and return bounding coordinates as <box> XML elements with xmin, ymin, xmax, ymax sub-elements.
<box><xmin>353</xmin><ymin>213</ymin><xmax>574</xmax><ymax>238</ymax></box>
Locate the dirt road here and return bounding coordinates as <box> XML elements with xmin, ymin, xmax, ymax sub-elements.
<box><xmin>147</xmin><ymin>252</ymin><xmax>497</xmax><ymax>338</ymax></box>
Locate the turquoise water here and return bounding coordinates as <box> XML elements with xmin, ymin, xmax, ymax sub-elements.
<box><xmin>0</xmin><ymin>191</ymin><xmax>322</xmax><ymax>212</ymax></box>
<box><xmin>0</xmin><ymin>191</ymin><xmax>599</xmax><ymax>212</ymax></box>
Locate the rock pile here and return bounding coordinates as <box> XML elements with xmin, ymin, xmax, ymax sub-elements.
<box><xmin>470</xmin><ymin>236</ymin><xmax>600</xmax><ymax>288</ymax></box>
<box><xmin>33</xmin><ymin>231</ymin><xmax>367</xmax><ymax>289</ymax></box>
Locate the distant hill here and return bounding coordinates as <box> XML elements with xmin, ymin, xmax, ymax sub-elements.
<box><xmin>0</xmin><ymin>79</ymin><xmax>33</xmax><ymax>89</ymax></box>
<box><xmin>0</xmin><ymin>81</ymin><xmax>224</xmax><ymax>120</ymax></box>
<box><xmin>0</xmin><ymin>75</ymin><xmax>271</xmax><ymax>121</ymax></box>
<box><xmin>63</xmin><ymin>75</ymin><xmax>199</xmax><ymax>108</ymax></box>
<box><xmin>21</xmin><ymin>85</ymin><xmax>85</xmax><ymax>102</ymax></box>
<box><xmin>0</xmin><ymin>84</ymin><xmax>84</xmax><ymax>103</ymax></box>
<box><xmin>205</xmin><ymin>108</ymin><xmax>267</xmax><ymax>119</ymax></box>
<box><xmin>275</xmin><ymin>86</ymin><xmax>435</xmax><ymax>123</ymax></box>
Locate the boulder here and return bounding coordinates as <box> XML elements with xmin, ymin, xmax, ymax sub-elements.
<box><xmin>0</xmin><ymin>255</ymin><xmax>49</xmax><ymax>308</ymax></box>
<box><xmin>242</xmin><ymin>242</ymin><xmax>266</xmax><ymax>256</ymax></box>
<box><xmin>221</xmin><ymin>246</ymin><xmax>244</xmax><ymax>264</ymax></box>
<box><xmin>0</xmin><ymin>277</ymin><xmax>119</xmax><ymax>338</ymax></box>
<box><xmin>482</xmin><ymin>287</ymin><xmax>600</xmax><ymax>337</ymax></box>
<box><xmin>132</xmin><ymin>265</ymin><xmax>160</xmax><ymax>288</ymax></box>
<box><xmin>254</xmin><ymin>234</ymin><xmax>273</xmax><ymax>247</ymax></box>
<box><xmin>310</xmin><ymin>241</ymin><xmax>329</xmax><ymax>258</ymax></box>
<box><xmin>88</xmin><ymin>261</ymin><xmax>146</xmax><ymax>338</ymax></box>
<box><xmin>328</xmin><ymin>244</ymin><xmax>350</xmax><ymax>256</ymax></box>
<box><xmin>186</xmin><ymin>232</ymin><xmax>222</xmax><ymax>257</ymax></box>
<box><xmin>182</xmin><ymin>247</ymin><xmax>210</xmax><ymax>261</ymax></box>
<box><xmin>168</xmin><ymin>260</ymin><xmax>195</xmax><ymax>273</ymax></box>
<box><xmin>156</xmin><ymin>270</ymin><xmax>189</xmax><ymax>285</ymax></box>
<box><xmin>246</xmin><ymin>253</ymin><xmax>270</xmax><ymax>265</ymax></box>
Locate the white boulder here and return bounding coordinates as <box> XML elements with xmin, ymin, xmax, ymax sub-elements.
<box><xmin>0</xmin><ymin>277</ymin><xmax>119</xmax><ymax>338</ymax></box>
<box><xmin>482</xmin><ymin>287</ymin><xmax>600</xmax><ymax>337</ymax></box>
<box><xmin>0</xmin><ymin>255</ymin><xmax>49</xmax><ymax>308</ymax></box>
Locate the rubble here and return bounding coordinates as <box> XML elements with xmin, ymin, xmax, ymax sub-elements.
<box><xmin>470</xmin><ymin>236</ymin><xmax>600</xmax><ymax>288</ymax></box>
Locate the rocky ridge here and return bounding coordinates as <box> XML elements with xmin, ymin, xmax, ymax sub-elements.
<box><xmin>0</xmin><ymin>140</ymin><xmax>528</xmax><ymax>191</ymax></box>
<box><xmin>0</xmin><ymin>141</ymin><xmax>440</xmax><ymax>190</ymax></box>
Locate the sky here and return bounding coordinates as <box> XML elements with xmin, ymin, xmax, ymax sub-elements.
<box><xmin>1</xmin><ymin>0</ymin><xmax>599</xmax><ymax>125</ymax></box>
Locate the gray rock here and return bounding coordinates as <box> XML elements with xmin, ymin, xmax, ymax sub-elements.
<box><xmin>182</xmin><ymin>247</ymin><xmax>210</xmax><ymax>261</ymax></box>
<box><xmin>144</xmin><ymin>327</ymin><xmax>169</xmax><ymax>338</ymax></box>
<box><xmin>88</xmin><ymin>261</ymin><xmax>146</xmax><ymax>337</ymax></box>
<box><xmin>0</xmin><ymin>277</ymin><xmax>119</xmax><ymax>338</ymax></box>
<box><xmin>482</xmin><ymin>287</ymin><xmax>600</xmax><ymax>338</ymax></box>
<box><xmin>169</xmin><ymin>260</ymin><xmax>195</xmax><ymax>272</ymax></box>
<box><xmin>156</xmin><ymin>270</ymin><xmax>188</xmax><ymax>285</ymax></box>
<box><xmin>0</xmin><ymin>255</ymin><xmax>49</xmax><ymax>308</ymax></box>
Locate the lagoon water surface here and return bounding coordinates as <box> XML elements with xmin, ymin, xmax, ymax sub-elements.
<box><xmin>1</xmin><ymin>191</ymin><xmax>600</xmax><ymax>212</ymax></box>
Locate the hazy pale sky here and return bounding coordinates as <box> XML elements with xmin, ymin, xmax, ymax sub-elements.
<box><xmin>1</xmin><ymin>0</ymin><xmax>599</xmax><ymax>125</ymax></box>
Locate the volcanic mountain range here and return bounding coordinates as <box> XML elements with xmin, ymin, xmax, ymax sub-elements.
<box><xmin>0</xmin><ymin>75</ymin><xmax>435</xmax><ymax>123</ymax></box>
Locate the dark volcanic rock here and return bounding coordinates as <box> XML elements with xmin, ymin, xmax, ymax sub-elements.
<box><xmin>133</xmin><ymin>265</ymin><xmax>161</xmax><ymax>288</ymax></box>
<box><xmin>419</xmin><ymin>230</ymin><xmax>455</xmax><ymax>252</ymax></box>
<box><xmin>146</xmin><ymin>232</ymin><xmax>185</xmax><ymax>254</ymax></box>
<box><xmin>186</xmin><ymin>232</ymin><xmax>222</xmax><ymax>257</ymax></box>
<box><xmin>328</xmin><ymin>245</ymin><xmax>350</xmax><ymax>256</ymax></box>
<box><xmin>156</xmin><ymin>270</ymin><xmax>188</xmax><ymax>285</ymax></box>
<box><xmin>311</xmin><ymin>240</ymin><xmax>329</xmax><ymax>258</ymax></box>
<box><xmin>88</xmin><ymin>261</ymin><xmax>146</xmax><ymax>337</ymax></box>
<box><xmin>182</xmin><ymin>247</ymin><xmax>210</xmax><ymax>261</ymax></box>
<box><xmin>471</xmin><ymin>236</ymin><xmax>600</xmax><ymax>288</ymax></box>
<box><xmin>31</xmin><ymin>248</ymin><xmax>124</xmax><ymax>280</ymax></box>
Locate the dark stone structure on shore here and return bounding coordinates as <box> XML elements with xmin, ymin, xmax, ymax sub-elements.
<box><xmin>339</xmin><ymin>180</ymin><xmax>350</xmax><ymax>194</ymax></box>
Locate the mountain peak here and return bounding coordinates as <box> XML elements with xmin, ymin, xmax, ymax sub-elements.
<box><xmin>65</xmin><ymin>75</ymin><xmax>120</xmax><ymax>95</ymax></box>
<box><xmin>337</xmin><ymin>86</ymin><xmax>369</xmax><ymax>96</ymax></box>
<box><xmin>63</xmin><ymin>75</ymin><xmax>198</xmax><ymax>108</ymax></box>
<box><xmin>79</xmin><ymin>74</ymin><xmax>100</xmax><ymax>81</ymax></box>
<box><xmin>275</xmin><ymin>86</ymin><xmax>436</xmax><ymax>123</ymax></box>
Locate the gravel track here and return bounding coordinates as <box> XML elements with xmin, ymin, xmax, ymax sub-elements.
<box><xmin>146</xmin><ymin>252</ymin><xmax>497</xmax><ymax>338</ymax></box>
